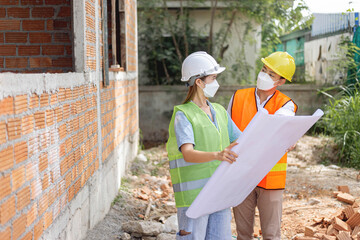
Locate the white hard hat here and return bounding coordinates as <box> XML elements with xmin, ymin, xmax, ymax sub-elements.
<box><xmin>181</xmin><ymin>51</ymin><xmax>225</xmax><ymax>86</ymax></box>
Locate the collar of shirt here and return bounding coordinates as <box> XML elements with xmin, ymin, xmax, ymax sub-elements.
<box><xmin>255</xmin><ymin>88</ymin><xmax>275</xmax><ymax>108</ymax></box>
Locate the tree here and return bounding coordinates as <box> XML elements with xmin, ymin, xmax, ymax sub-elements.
<box><xmin>138</xmin><ymin>0</ymin><xmax>310</xmax><ymax>85</ymax></box>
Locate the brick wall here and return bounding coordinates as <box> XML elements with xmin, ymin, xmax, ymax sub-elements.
<box><xmin>0</xmin><ymin>82</ymin><xmax>99</xmax><ymax>239</ymax></box>
<box><xmin>0</xmin><ymin>0</ymin><xmax>73</xmax><ymax>73</ymax></box>
<box><xmin>100</xmin><ymin>78</ymin><xmax>138</xmax><ymax>163</ymax></box>
<box><xmin>0</xmin><ymin>0</ymin><xmax>138</xmax><ymax>239</ymax></box>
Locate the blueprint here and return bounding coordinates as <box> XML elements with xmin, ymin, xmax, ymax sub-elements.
<box><xmin>186</xmin><ymin>108</ymin><xmax>324</xmax><ymax>218</ymax></box>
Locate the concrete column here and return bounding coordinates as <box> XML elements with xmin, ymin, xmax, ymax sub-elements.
<box><xmin>73</xmin><ymin>0</ymin><xmax>86</xmax><ymax>72</ymax></box>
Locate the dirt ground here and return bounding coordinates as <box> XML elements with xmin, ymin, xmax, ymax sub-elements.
<box><xmin>85</xmin><ymin>135</ymin><xmax>360</xmax><ymax>240</ymax></box>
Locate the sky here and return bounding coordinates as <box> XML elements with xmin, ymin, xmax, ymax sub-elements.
<box><xmin>300</xmin><ymin>0</ymin><xmax>360</xmax><ymax>14</ymax></box>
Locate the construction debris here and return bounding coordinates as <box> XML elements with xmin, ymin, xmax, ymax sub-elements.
<box><xmin>295</xmin><ymin>185</ymin><xmax>360</xmax><ymax>240</ymax></box>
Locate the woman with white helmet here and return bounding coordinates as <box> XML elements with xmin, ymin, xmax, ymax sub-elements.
<box><xmin>166</xmin><ymin>51</ymin><xmax>242</xmax><ymax>239</ymax></box>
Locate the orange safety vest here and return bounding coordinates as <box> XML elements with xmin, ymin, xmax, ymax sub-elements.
<box><xmin>231</xmin><ymin>88</ymin><xmax>298</xmax><ymax>189</ymax></box>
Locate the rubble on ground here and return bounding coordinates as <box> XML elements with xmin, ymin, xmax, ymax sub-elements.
<box><xmin>119</xmin><ymin>147</ymin><xmax>177</xmax><ymax>239</ymax></box>
<box><xmin>294</xmin><ymin>185</ymin><xmax>360</xmax><ymax>240</ymax></box>
<box><xmin>85</xmin><ymin>136</ymin><xmax>360</xmax><ymax>240</ymax></box>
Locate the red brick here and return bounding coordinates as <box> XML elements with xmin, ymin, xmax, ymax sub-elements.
<box><xmin>347</xmin><ymin>211</ymin><xmax>360</xmax><ymax>228</ymax></box>
<box><xmin>41</xmin><ymin>174</ymin><xmax>49</xmax><ymax>191</ymax></box>
<box><xmin>29</xmin><ymin>33</ymin><xmax>51</xmax><ymax>43</ymax></box>
<box><xmin>21</xmin><ymin>0</ymin><xmax>43</xmax><ymax>4</ymax></box>
<box><xmin>34</xmin><ymin>217</ymin><xmax>44</xmax><ymax>240</ymax></box>
<box><xmin>337</xmin><ymin>193</ymin><xmax>355</xmax><ymax>205</ymax></box>
<box><xmin>0</xmin><ymin>33</ymin><xmax>4</xmax><ymax>43</ymax></box>
<box><xmin>21</xmin><ymin>114</ymin><xmax>34</xmax><ymax>136</ymax></box>
<box><xmin>29</xmin><ymin>94</ymin><xmax>39</xmax><ymax>109</ymax></box>
<box><xmin>57</xmin><ymin>6</ymin><xmax>71</xmax><ymax>17</ymax></box>
<box><xmin>44</xmin><ymin>210</ymin><xmax>52</xmax><ymax>230</ymax></box>
<box><xmin>65</xmin><ymin>45</ymin><xmax>72</xmax><ymax>55</ymax></box>
<box><xmin>19</xmin><ymin>45</ymin><xmax>40</xmax><ymax>56</ymax></box>
<box><xmin>0</xmin><ymin>97</ymin><xmax>14</xmax><ymax>116</ymax></box>
<box><xmin>26</xmin><ymin>203</ymin><xmax>37</xmax><ymax>226</ymax></box>
<box><xmin>17</xmin><ymin>186</ymin><xmax>30</xmax><ymax>211</ymax></box>
<box><xmin>45</xmin><ymin>0</ymin><xmax>65</xmax><ymax>4</ymax></box>
<box><xmin>38</xmin><ymin>193</ymin><xmax>48</xmax><ymax>215</ymax></box>
<box><xmin>46</xmin><ymin>19</ymin><xmax>53</xmax><ymax>30</ymax></box>
<box><xmin>68</xmin><ymin>184</ymin><xmax>74</xmax><ymax>202</ymax></box>
<box><xmin>22</xmin><ymin>20</ymin><xmax>45</xmax><ymax>31</ymax></box>
<box><xmin>0</xmin><ymin>146</ymin><xmax>13</xmax><ymax>171</ymax></box>
<box><xmin>338</xmin><ymin>185</ymin><xmax>350</xmax><ymax>194</ymax></box>
<box><xmin>0</xmin><ymin>58</ymin><xmax>3</xmax><ymax>68</ymax></box>
<box><xmin>0</xmin><ymin>45</ymin><xmax>17</xmax><ymax>56</ymax></box>
<box><xmin>0</xmin><ymin>174</ymin><xmax>11</xmax><ymax>199</ymax></box>
<box><xmin>40</xmin><ymin>93</ymin><xmax>49</xmax><ymax>107</ymax></box>
<box><xmin>0</xmin><ymin>227</ymin><xmax>11</xmax><ymax>240</ymax></box>
<box><xmin>7</xmin><ymin>7</ymin><xmax>30</xmax><ymax>18</ymax></box>
<box><xmin>26</xmin><ymin>162</ymin><xmax>35</xmax><ymax>181</ymax></box>
<box><xmin>0</xmin><ymin>195</ymin><xmax>16</xmax><ymax>224</ymax></box>
<box><xmin>42</xmin><ymin>45</ymin><xmax>64</xmax><ymax>55</ymax></box>
<box><xmin>12</xmin><ymin>166</ymin><xmax>25</xmax><ymax>190</ymax></box>
<box><xmin>30</xmin><ymin>57</ymin><xmax>52</xmax><ymax>68</ymax></box>
<box><xmin>30</xmin><ymin>178</ymin><xmax>41</xmax><ymax>200</ymax></box>
<box><xmin>5</xmin><ymin>32</ymin><xmax>28</xmax><ymax>43</ymax></box>
<box><xmin>53</xmin><ymin>19</ymin><xmax>68</xmax><ymax>30</ymax></box>
<box><xmin>15</xmin><ymin>94</ymin><xmax>28</xmax><ymax>114</ymax></box>
<box><xmin>7</xmin><ymin>117</ymin><xmax>21</xmax><ymax>140</ymax></box>
<box><xmin>14</xmin><ymin>141</ymin><xmax>28</xmax><ymax>164</ymax></box>
<box><xmin>21</xmin><ymin>231</ymin><xmax>32</xmax><ymax>240</ymax></box>
<box><xmin>53</xmin><ymin>57</ymin><xmax>72</xmax><ymax>68</ymax></box>
<box><xmin>0</xmin><ymin>8</ymin><xmax>5</xmax><ymax>18</ymax></box>
<box><xmin>39</xmin><ymin>152</ymin><xmax>48</xmax><ymax>172</ymax></box>
<box><xmin>0</xmin><ymin>20</ymin><xmax>21</xmax><ymax>30</ymax></box>
<box><xmin>31</xmin><ymin>7</ymin><xmax>54</xmax><ymax>18</ymax></box>
<box><xmin>50</xmin><ymin>93</ymin><xmax>57</xmax><ymax>105</ymax></box>
<box><xmin>54</xmin><ymin>32</ymin><xmax>70</xmax><ymax>43</ymax></box>
<box><xmin>34</xmin><ymin>111</ymin><xmax>45</xmax><ymax>129</ymax></box>
<box><xmin>6</xmin><ymin>57</ymin><xmax>28</xmax><ymax>68</ymax></box>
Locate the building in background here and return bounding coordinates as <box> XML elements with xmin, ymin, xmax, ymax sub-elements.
<box><xmin>277</xmin><ymin>12</ymin><xmax>359</xmax><ymax>85</ymax></box>
<box><xmin>0</xmin><ymin>0</ymin><xmax>138</xmax><ymax>239</ymax></box>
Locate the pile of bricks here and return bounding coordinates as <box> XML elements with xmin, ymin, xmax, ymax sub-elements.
<box><xmin>296</xmin><ymin>186</ymin><xmax>360</xmax><ymax>240</ymax></box>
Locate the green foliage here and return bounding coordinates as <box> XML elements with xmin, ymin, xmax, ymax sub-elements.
<box><xmin>112</xmin><ymin>178</ymin><xmax>130</xmax><ymax>206</ymax></box>
<box><xmin>138</xmin><ymin>0</ymin><xmax>310</xmax><ymax>85</ymax></box>
<box><xmin>328</xmin><ymin>35</ymin><xmax>360</xmax><ymax>85</ymax></box>
<box><xmin>317</xmin><ymin>82</ymin><xmax>360</xmax><ymax>168</ymax></box>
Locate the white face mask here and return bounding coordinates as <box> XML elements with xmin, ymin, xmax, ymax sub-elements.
<box><xmin>257</xmin><ymin>72</ymin><xmax>277</xmax><ymax>90</ymax></box>
<box><xmin>202</xmin><ymin>80</ymin><xmax>220</xmax><ymax>98</ymax></box>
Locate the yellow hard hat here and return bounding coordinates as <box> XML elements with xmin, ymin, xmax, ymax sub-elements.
<box><xmin>261</xmin><ymin>52</ymin><xmax>296</xmax><ymax>81</ymax></box>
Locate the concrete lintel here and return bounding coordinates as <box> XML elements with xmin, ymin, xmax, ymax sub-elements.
<box><xmin>0</xmin><ymin>72</ymin><xmax>95</xmax><ymax>100</ymax></box>
<box><xmin>109</xmin><ymin>71</ymin><xmax>138</xmax><ymax>81</ymax></box>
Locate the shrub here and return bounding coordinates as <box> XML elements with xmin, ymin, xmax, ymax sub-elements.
<box><xmin>317</xmin><ymin>82</ymin><xmax>360</xmax><ymax>168</ymax></box>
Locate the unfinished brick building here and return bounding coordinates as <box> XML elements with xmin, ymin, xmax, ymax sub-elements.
<box><xmin>0</xmin><ymin>0</ymin><xmax>138</xmax><ymax>239</ymax></box>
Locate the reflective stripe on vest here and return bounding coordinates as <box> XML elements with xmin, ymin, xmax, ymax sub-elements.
<box><xmin>231</xmin><ymin>88</ymin><xmax>297</xmax><ymax>190</ymax></box>
<box><xmin>166</xmin><ymin>101</ymin><xmax>230</xmax><ymax>207</ymax></box>
<box><xmin>172</xmin><ymin>177</ymin><xmax>210</xmax><ymax>193</ymax></box>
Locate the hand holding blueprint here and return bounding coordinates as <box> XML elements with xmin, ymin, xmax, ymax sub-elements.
<box><xmin>186</xmin><ymin>108</ymin><xmax>324</xmax><ymax>218</ymax></box>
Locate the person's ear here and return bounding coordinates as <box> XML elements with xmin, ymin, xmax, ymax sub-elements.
<box><xmin>195</xmin><ymin>78</ymin><xmax>203</xmax><ymax>87</ymax></box>
<box><xmin>276</xmin><ymin>78</ymin><xmax>286</xmax><ymax>87</ymax></box>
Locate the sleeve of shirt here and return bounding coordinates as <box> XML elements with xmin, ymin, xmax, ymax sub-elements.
<box><xmin>227</xmin><ymin>112</ymin><xmax>242</xmax><ymax>143</ymax></box>
<box><xmin>274</xmin><ymin>101</ymin><xmax>296</xmax><ymax>116</ymax></box>
<box><xmin>227</xmin><ymin>94</ymin><xmax>234</xmax><ymax>117</ymax></box>
<box><xmin>174</xmin><ymin>111</ymin><xmax>195</xmax><ymax>151</ymax></box>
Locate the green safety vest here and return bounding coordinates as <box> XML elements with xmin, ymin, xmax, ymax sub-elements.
<box><xmin>166</xmin><ymin>101</ymin><xmax>230</xmax><ymax>208</ymax></box>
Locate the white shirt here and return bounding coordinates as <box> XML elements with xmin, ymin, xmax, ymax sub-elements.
<box><xmin>227</xmin><ymin>88</ymin><xmax>296</xmax><ymax>117</ymax></box>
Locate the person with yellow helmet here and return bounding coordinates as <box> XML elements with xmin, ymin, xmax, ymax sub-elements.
<box><xmin>227</xmin><ymin>51</ymin><xmax>297</xmax><ymax>240</ymax></box>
